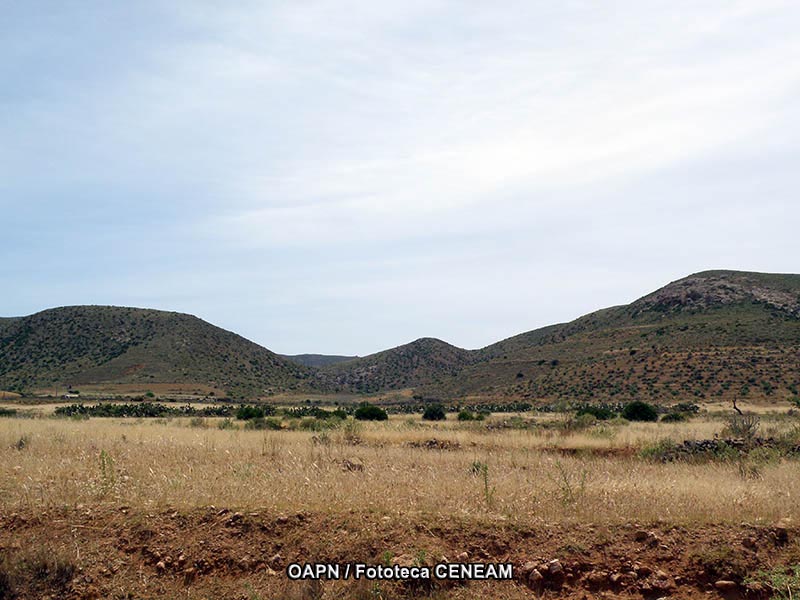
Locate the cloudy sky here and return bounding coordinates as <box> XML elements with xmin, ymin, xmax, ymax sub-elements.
<box><xmin>2</xmin><ymin>1</ymin><xmax>799</xmax><ymax>355</ymax></box>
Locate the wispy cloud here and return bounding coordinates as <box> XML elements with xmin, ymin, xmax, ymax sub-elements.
<box><xmin>2</xmin><ymin>0</ymin><xmax>799</xmax><ymax>353</ymax></box>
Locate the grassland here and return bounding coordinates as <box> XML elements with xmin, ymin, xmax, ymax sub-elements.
<box><xmin>1</xmin><ymin>402</ymin><xmax>799</xmax><ymax>599</ymax></box>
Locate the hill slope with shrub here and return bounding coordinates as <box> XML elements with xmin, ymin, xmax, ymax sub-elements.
<box><xmin>0</xmin><ymin>306</ymin><xmax>313</xmax><ymax>397</ymax></box>
<box><xmin>420</xmin><ymin>270</ymin><xmax>800</xmax><ymax>402</ymax></box>
<box><xmin>3</xmin><ymin>271</ymin><xmax>798</xmax><ymax>403</ymax></box>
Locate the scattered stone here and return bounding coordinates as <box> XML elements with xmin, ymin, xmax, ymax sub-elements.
<box><xmin>528</xmin><ymin>569</ymin><xmax>544</xmax><ymax>588</ymax></box>
<box><xmin>155</xmin><ymin>560</ymin><xmax>166</xmax><ymax>572</ymax></box>
<box><xmin>341</xmin><ymin>458</ymin><xmax>364</xmax><ymax>472</ymax></box>
<box><xmin>407</xmin><ymin>438</ymin><xmax>461</xmax><ymax>450</ymax></box>
<box><xmin>548</xmin><ymin>559</ymin><xmax>564</xmax><ymax>576</ymax></box>
<box><xmin>391</xmin><ymin>554</ymin><xmax>416</xmax><ymax>568</ymax></box>
<box><xmin>742</xmin><ymin>536</ymin><xmax>757</xmax><ymax>550</ymax></box>
<box><xmin>456</xmin><ymin>551</ymin><xmax>469</xmax><ymax>561</ymax></box>
<box><xmin>772</xmin><ymin>527</ymin><xmax>789</xmax><ymax>546</ymax></box>
<box><xmin>714</xmin><ymin>580</ymin><xmax>738</xmax><ymax>591</ymax></box>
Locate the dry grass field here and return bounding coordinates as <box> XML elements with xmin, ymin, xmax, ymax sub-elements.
<box><xmin>1</xmin><ymin>406</ymin><xmax>799</xmax><ymax>599</ymax></box>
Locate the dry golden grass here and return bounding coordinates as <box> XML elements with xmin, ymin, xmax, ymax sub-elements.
<box><xmin>1</xmin><ymin>413</ymin><xmax>799</xmax><ymax>526</ymax></box>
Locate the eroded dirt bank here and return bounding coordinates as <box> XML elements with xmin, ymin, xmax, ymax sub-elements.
<box><xmin>0</xmin><ymin>508</ymin><xmax>797</xmax><ymax>599</ymax></box>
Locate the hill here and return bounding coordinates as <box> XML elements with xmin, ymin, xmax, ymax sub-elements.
<box><xmin>420</xmin><ymin>270</ymin><xmax>800</xmax><ymax>403</ymax></box>
<box><xmin>0</xmin><ymin>306</ymin><xmax>313</xmax><ymax>397</ymax></box>
<box><xmin>281</xmin><ymin>354</ymin><xmax>358</xmax><ymax>368</ymax></box>
<box><xmin>317</xmin><ymin>337</ymin><xmax>475</xmax><ymax>393</ymax></box>
<box><xmin>3</xmin><ymin>271</ymin><xmax>798</xmax><ymax>403</ymax></box>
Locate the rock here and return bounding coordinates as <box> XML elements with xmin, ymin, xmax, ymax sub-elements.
<box><xmin>547</xmin><ymin>559</ymin><xmax>565</xmax><ymax>587</ymax></box>
<box><xmin>156</xmin><ymin>560</ymin><xmax>166</xmax><ymax>572</ymax></box>
<box><xmin>528</xmin><ymin>569</ymin><xmax>544</xmax><ymax>587</ymax></box>
<box><xmin>742</xmin><ymin>536</ymin><xmax>757</xmax><ymax>550</ymax></box>
<box><xmin>634</xmin><ymin>530</ymin><xmax>660</xmax><ymax>546</ymax></box>
<box><xmin>341</xmin><ymin>458</ymin><xmax>365</xmax><ymax>472</ymax></box>
<box><xmin>456</xmin><ymin>551</ymin><xmax>469</xmax><ymax>561</ymax></box>
<box><xmin>715</xmin><ymin>580</ymin><xmax>738</xmax><ymax>591</ymax></box>
<box><xmin>391</xmin><ymin>554</ymin><xmax>416</xmax><ymax>568</ymax></box>
<box><xmin>772</xmin><ymin>527</ymin><xmax>789</xmax><ymax>546</ymax></box>
<box><xmin>548</xmin><ymin>559</ymin><xmax>563</xmax><ymax>575</ymax></box>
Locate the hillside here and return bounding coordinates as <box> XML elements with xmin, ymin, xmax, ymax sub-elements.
<box><xmin>422</xmin><ymin>271</ymin><xmax>800</xmax><ymax>403</ymax></box>
<box><xmin>282</xmin><ymin>354</ymin><xmax>358</xmax><ymax>368</ymax></box>
<box><xmin>317</xmin><ymin>337</ymin><xmax>475</xmax><ymax>393</ymax></box>
<box><xmin>0</xmin><ymin>306</ymin><xmax>313</xmax><ymax>397</ymax></box>
<box><xmin>2</xmin><ymin>271</ymin><xmax>798</xmax><ymax>403</ymax></box>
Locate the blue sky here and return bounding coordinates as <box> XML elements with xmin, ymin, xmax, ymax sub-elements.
<box><xmin>2</xmin><ymin>1</ymin><xmax>799</xmax><ymax>355</ymax></box>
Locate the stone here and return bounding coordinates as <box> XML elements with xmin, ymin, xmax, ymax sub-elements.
<box><xmin>519</xmin><ymin>561</ymin><xmax>536</xmax><ymax>576</ymax></box>
<box><xmin>742</xmin><ymin>537</ymin><xmax>757</xmax><ymax>550</ymax></box>
<box><xmin>528</xmin><ymin>569</ymin><xmax>544</xmax><ymax>587</ymax></box>
<box><xmin>715</xmin><ymin>580</ymin><xmax>738</xmax><ymax>591</ymax></box>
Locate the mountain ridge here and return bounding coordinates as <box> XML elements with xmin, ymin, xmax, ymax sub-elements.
<box><xmin>2</xmin><ymin>271</ymin><xmax>798</xmax><ymax>402</ymax></box>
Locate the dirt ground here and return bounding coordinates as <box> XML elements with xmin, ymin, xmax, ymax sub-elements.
<box><xmin>1</xmin><ymin>507</ymin><xmax>797</xmax><ymax>599</ymax></box>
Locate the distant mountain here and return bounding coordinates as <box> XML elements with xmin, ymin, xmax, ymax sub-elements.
<box><xmin>3</xmin><ymin>271</ymin><xmax>798</xmax><ymax>404</ymax></box>
<box><xmin>425</xmin><ymin>270</ymin><xmax>800</xmax><ymax>403</ymax></box>
<box><xmin>282</xmin><ymin>354</ymin><xmax>358</xmax><ymax>368</ymax></box>
<box><xmin>0</xmin><ymin>306</ymin><xmax>313</xmax><ymax>397</ymax></box>
<box><xmin>317</xmin><ymin>337</ymin><xmax>475</xmax><ymax>393</ymax></box>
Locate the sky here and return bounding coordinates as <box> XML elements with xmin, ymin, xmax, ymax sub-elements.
<box><xmin>2</xmin><ymin>1</ymin><xmax>799</xmax><ymax>356</ymax></box>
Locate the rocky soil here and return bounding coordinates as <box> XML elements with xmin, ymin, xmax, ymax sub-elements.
<box><xmin>1</xmin><ymin>508</ymin><xmax>798</xmax><ymax>599</ymax></box>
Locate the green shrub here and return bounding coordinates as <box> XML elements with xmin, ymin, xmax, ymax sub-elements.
<box><xmin>236</xmin><ymin>405</ymin><xmax>265</xmax><ymax>420</ymax></box>
<box><xmin>0</xmin><ymin>407</ymin><xmax>17</xmax><ymax>417</ymax></box>
<box><xmin>722</xmin><ymin>414</ymin><xmax>760</xmax><ymax>441</ymax></box>
<box><xmin>354</xmin><ymin>403</ymin><xmax>388</xmax><ymax>421</ymax></box>
<box><xmin>422</xmin><ymin>404</ymin><xmax>446</xmax><ymax>421</ymax></box>
<box><xmin>661</xmin><ymin>412</ymin><xmax>688</xmax><ymax>423</ymax></box>
<box><xmin>188</xmin><ymin>416</ymin><xmax>208</xmax><ymax>428</ymax></box>
<box><xmin>746</xmin><ymin>565</ymin><xmax>800</xmax><ymax>599</ymax></box>
<box><xmin>575</xmin><ymin>405</ymin><xmax>615</xmax><ymax>420</ymax></box>
<box><xmin>244</xmin><ymin>417</ymin><xmax>283</xmax><ymax>430</ymax></box>
<box><xmin>217</xmin><ymin>418</ymin><xmax>237</xmax><ymax>430</ymax></box>
<box><xmin>458</xmin><ymin>409</ymin><xmax>476</xmax><ymax>421</ymax></box>
<box><xmin>621</xmin><ymin>401</ymin><xmax>658</xmax><ymax>422</ymax></box>
<box><xmin>639</xmin><ymin>438</ymin><xmax>676</xmax><ymax>461</ymax></box>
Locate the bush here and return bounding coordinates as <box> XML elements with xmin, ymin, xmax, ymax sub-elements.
<box><xmin>236</xmin><ymin>405</ymin><xmax>265</xmax><ymax>420</ymax></box>
<box><xmin>661</xmin><ymin>412</ymin><xmax>688</xmax><ymax>423</ymax></box>
<box><xmin>354</xmin><ymin>403</ymin><xmax>388</xmax><ymax>421</ymax></box>
<box><xmin>639</xmin><ymin>438</ymin><xmax>676</xmax><ymax>461</ymax></box>
<box><xmin>621</xmin><ymin>401</ymin><xmax>659</xmax><ymax>422</ymax></box>
<box><xmin>575</xmin><ymin>405</ymin><xmax>615</xmax><ymax>420</ymax></box>
<box><xmin>422</xmin><ymin>404</ymin><xmax>446</xmax><ymax>421</ymax></box>
<box><xmin>458</xmin><ymin>409</ymin><xmax>476</xmax><ymax>421</ymax></box>
<box><xmin>244</xmin><ymin>417</ymin><xmax>283</xmax><ymax>430</ymax></box>
<box><xmin>722</xmin><ymin>414</ymin><xmax>760</xmax><ymax>441</ymax></box>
